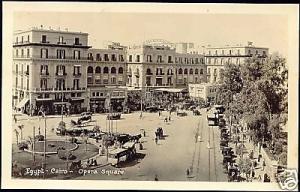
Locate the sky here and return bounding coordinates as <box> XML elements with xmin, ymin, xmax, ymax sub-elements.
<box><xmin>13</xmin><ymin>12</ymin><xmax>288</xmax><ymax>56</ymax></box>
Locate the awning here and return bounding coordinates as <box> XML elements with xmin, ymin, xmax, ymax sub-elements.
<box><xmin>36</xmin><ymin>98</ymin><xmax>53</xmax><ymax>101</ymax></box>
<box><xmin>53</xmin><ymin>102</ymin><xmax>71</xmax><ymax>106</ymax></box>
<box><xmin>154</xmin><ymin>88</ymin><xmax>188</xmax><ymax>93</ymax></box>
<box><xmin>16</xmin><ymin>98</ymin><xmax>29</xmax><ymax>108</ymax></box>
<box><xmin>70</xmin><ymin>97</ymin><xmax>85</xmax><ymax>101</ymax></box>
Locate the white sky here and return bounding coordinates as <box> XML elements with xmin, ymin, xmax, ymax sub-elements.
<box><xmin>14</xmin><ymin>12</ymin><xmax>288</xmax><ymax>56</ymax></box>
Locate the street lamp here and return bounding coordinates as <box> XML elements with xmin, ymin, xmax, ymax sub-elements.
<box><xmin>38</xmin><ymin>110</ymin><xmax>47</xmax><ymax>179</ymax></box>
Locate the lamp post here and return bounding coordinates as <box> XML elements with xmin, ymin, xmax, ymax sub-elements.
<box><xmin>38</xmin><ymin>110</ymin><xmax>47</xmax><ymax>179</ymax></box>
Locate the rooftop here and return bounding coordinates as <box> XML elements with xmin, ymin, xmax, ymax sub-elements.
<box><xmin>14</xmin><ymin>26</ymin><xmax>88</xmax><ymax>35</ymax></box>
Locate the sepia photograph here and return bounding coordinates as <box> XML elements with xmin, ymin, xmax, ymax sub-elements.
<box><xmin>1</xmin><ymin>2</ymin><xmax>299</xmax><ymax>191</ymax></box>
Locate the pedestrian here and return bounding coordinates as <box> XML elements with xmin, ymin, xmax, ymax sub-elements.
<box><xmin>154</xmin><ymin>174</ymin><xmax>159</xmax><ymax>181</ymax></box>
<box><xmin>155</xmin><ymin>137</ymin><xmax>158</xmax><ymax>145</ymax></box>
<box><xmin>143</xmin><ymin>130</ymin><xmax>146</xmax><ymax>137</ymax></box>
<box><xmin>169</xmin><ymin>116</ymin><xmax>171</xmax><ymax>121</ymax></box>
<box><xmin>262</xmin><ymin>159</ymin><xmax>266</xmax><ymax>171</ymax></box>
<box><xmin>186</xmin><ymin>168</ymin><xmax>190</xmax><ymax>176</ymax></box>
<box><xmin>252</xmin><ymin>169</ymin><xmax>255</xmax><ymax>178</ymax></box>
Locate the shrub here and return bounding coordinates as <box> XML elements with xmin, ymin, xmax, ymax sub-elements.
<box><xmin>35</xmin><ymin>134</ymin><xmax>44</xmax><ymax>141</ymax></box>
<box><xmin>18</xmin><ymin>142</ymin><xmax>28</xmax><ymax>150</ymax></box>
<box><xmin>57</xmin><ymin>150</ymin><xmax>75</xmax><ymax>160</ymax></box>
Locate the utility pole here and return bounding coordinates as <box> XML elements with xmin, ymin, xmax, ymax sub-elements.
<box><xmin>40</xmin><ymin>111</ymin><xmax>47</xmax><ymax>179</ymax></box>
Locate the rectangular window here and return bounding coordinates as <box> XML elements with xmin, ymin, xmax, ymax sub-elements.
<box><xmin>41</xmin><ymin>48</ymin><xmax>48</xmax><ymax>58</ymax></box>
<box><xmin>87</xmin><ymin>77</ymin><xmax>93</xmax><ymax>84</ymax></box>
<box><xmin>57</xmin><ymin>49</ymin><xmax>66</xmax><ymax>59</ymax></box>
<box><xmin>21</xmin><ymin>49</ymin><xmax>24</xmax><ymax>56</ymax></box>
<box><xmin>73</xmin><ymin>79</ymin><xmax>80</xmax><ymax>89</ymax></box>
<box><xmin>21</xmin><ymin>36</ymin><xmax>24</xmax><ymax>43</ymax></box>
<box><xmin>16</xmin><ymin>37</ymin><xmax>18</xmax><ymax>44</ymax></box>
<box><xmin>27</xmin><ymin>49</ymin><xmax>30</xmax><ymax>57</ymax></box>
<box><xmin>168</xmin><ymin>56</ymin><xmax>172</xmax><ymax>63</ymax></box>
<box><xmin>208</xmin><ymin>68</ymin><xmax>211</xmax><ymax>74</ymax></box>
<box><xmin>222</xmin><ymin>50</ymin><xmax>224</xmax><ymax>55</ymax></box>
<box><xmin>136</xmin><ymin>55</ymin><xmax>140</xmax><ymax>62</ymax></box>
<box><xmin>129</xmin><ymin>55</ymin><xmax>132</xmax><ymax>62</ymax></box>
<box><xmin>73</xmin><ymin>66</ymin><xmax>81</xmax><ymax>75</ymax></box>
<box><xmin>104</xmin><ymin>54</ymin><xmax>109</xmax><ymax>61</ymax></box>
<box><xmin>74</xmin><ymin>37</ymin><xmax>80</xmax><ymax>45</ymax></box>
<box><xmin>73</xmin><ymin>50</ymin><xmax>80</xmax><ymax>59</ymax></box>
<box><xmin>41</xmin><ymin>35</ymin><xmax>47</xmax><ymax>43</ymax></box>
<box><xmin>119</xmin><ymin>55</ymin><xmax>124</xmax><ymax>62</ymax></box>
<box><xmin>27</xmin><ymin>35</ymin><xmax>30</xmax><ymax>42</ymax></box>
<box><xmin>112</xmin><ymin>54</ymin><xmax>117</xmax><ymax>61</ymax></box>
<box><xmin>58</xmin><ymin>36</ymin><xmax>65</xmax><ymax>44</ymax></box>
<box><xmin>96</xmin><ymin>54</ymin><xmax>101</xmax><ymax>61</ymax></box>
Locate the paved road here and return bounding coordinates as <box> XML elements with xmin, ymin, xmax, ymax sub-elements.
<box><xmin>12</xmin><ymin>109</ymin><xmax>228</xmax><ymax>181</ymax></box>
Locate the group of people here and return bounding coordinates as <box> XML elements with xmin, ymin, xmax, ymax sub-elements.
<box><xmin>84</xmin><ymin>158</ymin><xmax>98</xmax><ymax>168</ymax></box>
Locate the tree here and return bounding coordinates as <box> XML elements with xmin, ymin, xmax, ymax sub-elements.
<box><xmin>237</xmin><ymin>157</ymin><xmax>252</xmax><ymax>180</ymax></box>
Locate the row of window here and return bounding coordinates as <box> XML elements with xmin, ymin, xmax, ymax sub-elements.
<box><xmin>16</xmin><ymin>35</ymin><xmax>81</xmax><ymax>45</ymax></box>
<box><xmin>87</xmin><ymin>77</ymin><xmax>123</xmax><ymax>85</ymax></box>
<box><xmin>88</xmin><ymin>53</ymin><xmax>125</xmax><ymax>62</ymax></box>
<box><xmin>15</xmin><ymin>64</ymin><xmax>29</xmax><ymax>75</ymax></box>
<box><xmin>40</xmin><ymin>78</ymin><xmax>82</xmax><ymax>90</ymax></box>
<box><xmin>128</xmin><ymin>54</ymin><xmax>204</xmax><ymax>64</ymax></box>
<box><xmin>207</xmin><ymin>58</ymin><xmax>242</xmax><ymax>65</ymax></box>
<box><xmin>143</xmin><ymin>68</ymin><xmax>204</xmax><ymax>75</ymax></box>
<box><xmin>207</xmin><ymin>49</ymin><xmax>267</xmax><ymax>56</ymax></box>
<box><xmin>87</xmin><ymin>66</ymin><xmax>124</xmax><ymax>74</ymax></box>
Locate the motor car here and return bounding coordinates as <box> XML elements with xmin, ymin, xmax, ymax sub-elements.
<box><xmin>107</xmin><ymin>113</ymin><xmax>121</xmax><ymax>120</ymax></box>
<box><xmin>177</xmin><ymin>111</ymin><xmax>187</xmax><ymax>116</ymax></box>
<box><xmin>78</xmin><ymin>112</ymin><xmax>92</xmax><ymax>121</ymax></box>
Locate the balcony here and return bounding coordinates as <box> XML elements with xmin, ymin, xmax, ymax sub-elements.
<box><xmin>56</xmin><ymin>71</ymin><xmax>67</xmax><ymax>76</ymax></box>
<box><xmin>33</xmin><ymin>87</ymin><xmax>86</xmax><ymax>93</ymax></box>
<box><xmin>40</xmin><ymin>41</ymin><xmax>50</xmax><ymax>44</ymax></box>
<box><xmin>146</xmin><ymin>72</ymin><xmax>153</xmax><ymax>76</ymax></box>
<box><xmin>40</xmin><ymin>71</ymin><xmax>49</xmax><ymax>76</ymax></box>
<box><xmin>167</xmin><ymin>73</ymin><xmax>174</xmax><ymax>76</ymax></box>
<box><xmin>156</xmin><ymin>73</ymin><xmax>165</xmax><ymax>76</ymax></box>
<box><xmin>36</xmin><ymin>56</ymin><xmax>89</xmax><ymax>60</ymax></box>
<box><xmin>73</xmin><ymin>73</ymin><xmax>82</xmax><ymax>77</ymax></box>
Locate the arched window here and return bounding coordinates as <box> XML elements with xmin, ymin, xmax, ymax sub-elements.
<box><xmin>111</xmin><ymin>67</ymin><xmax>116</xmax><ymax>74</ymax></box>
<box><xmin>195</xmin><ymin>69</ymin><xmax>199</xmax><ymax>74</ymax></box>
<box><xmin>87</xmin><ymin>66</ymin><xmax>93</xmax><ymax>73</ymax></box>
<box><xmin>103</xmin><ymin>67</ymin><xmax>109</xmax><ymax>74</ymax></box>
<box><xmin>118</xmin><ymin>67</ymin><xmax>123</xmax><ymax>74</ymax></box>
<box><xmin>95</xmin><ymin>66</ymin><xmax>101</xmax><ymax>73</ymax></box>
<box><xmin>184</xmin><ymin>68</ymin><xmax>188</xmax><ymax>74</ymax></box>
<box><xmin>178</xmin><ymin>68</ymin><xmax>183</xmax><ymax>74</ymax></box>
<box><xmin>146</xmin><ymin>68</ymin><xmax>151</xmax><ymax>75</ymax></box>
<box><xmin>200</xmin><ymin>69</ymin><xmax>204</xmax><ymax>74</ymax></box>
<box><xmin>189</xmin><ymin>68</ymin><xmax>193</xmax><ymax>74</ymax></box>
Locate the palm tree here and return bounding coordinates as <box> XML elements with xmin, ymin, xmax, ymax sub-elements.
<box><xmin>14</xmin><ymin>129</ymin><xmax>19</xmax><ymax>144</ymax></box>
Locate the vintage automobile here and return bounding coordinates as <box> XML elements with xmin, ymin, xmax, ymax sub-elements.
<box><xmin>145</xmin><ymin>106</ymin><xmax>159</xmax><ymax>113</ymax></box>
<box><xmin>107</xmin><ymin>113</ymin><xmax>121</xmax><ymax>120</ymax></box>
<box><xmin>177</xmin><ymin>111</ymin><xmax>187</xmax><ymax>117</ymax></box>
<box><xmin>78</xmin><ymin>112</ymin><xmax>92</xmax><ymax>122</ymax></box>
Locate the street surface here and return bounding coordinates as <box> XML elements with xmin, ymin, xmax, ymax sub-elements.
<box><xmin>12</xmin><ymin>109</ymin><xmax>228</xmax><ymax>181</ymax></box>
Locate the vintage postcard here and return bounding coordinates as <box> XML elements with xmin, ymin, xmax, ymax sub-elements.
<box><xmin>1</xmin><ymin>2</ymin><xmax>299</xmax><ymax>191</ymax></box>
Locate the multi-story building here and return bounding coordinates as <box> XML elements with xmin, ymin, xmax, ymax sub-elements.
<box><xmin>188</xmin><ymin>83</ymin><xmax>219</xmax><ymax>103</ymax></box>
<box><xmin>126</xmin><ymin>40</ymin><xmax>206</xmax><ymax>91</ymax></box>
<box><xmin>205</xmin><ymin>42</ymin><xmax>269</xmax><ymax>83</ymax></box>
<box><xmin>12</xmin><ymin>27</ymin><xmax>130</xmax><ymax>115</ymax></box>
<box><xmin>86</xmin><ymin>47</ymin><xmax>128</xmax><ymax>113</ymax></box>
<box><xmin>13</xmin><ymin>27</ymin><xmax>91</xmax><ymax>115</ymax></box>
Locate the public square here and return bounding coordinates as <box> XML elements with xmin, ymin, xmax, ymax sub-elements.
<box><xmin>12</xmin><ymin>108</ymin><xmax>228</xmax><ymax>181</ymax></box>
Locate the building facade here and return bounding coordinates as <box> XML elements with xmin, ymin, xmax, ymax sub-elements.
<box><xmin>126</xmin><ymin>40</ymin><xmax>206</xmax><ymax>91</ymax></box>
<box><xmin>188</xmin><ymin>83</ymin><xmax>219</xmax><ymax>103</ymax></box>
<box><xmin>205</xmin><ymin>42</ymin><xmax>269</xmax><ymax>83</ymax></box>
<box><xmin>13</xmin><ymin>27</ymin><xmax>91</xmax><ymax>115</ymax></box>
<box><xmin>13</xmin><ymin>27</ymin><xmax>270</xmax><ymax>114</ymax></box>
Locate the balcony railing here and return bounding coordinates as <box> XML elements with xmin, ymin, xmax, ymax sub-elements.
<box><xmin>40</xmin><ymin>71</ymin><xmax>49</xmax><ymax>76</ymax></box>
<box><xmin>33</xmin><ymin>87</ymin><xmax>86</xmax><ymax>92</ymax></box>
<box><xmin>146</xmin><ymin>72</ymin><xmax>153</xmax><ymax>75</ymax></box>
<box><xmin>73</xmin><ymin>73</ymin><xmax>82</xmax><ymax>77</ymax></box>
<box><xmin>56</xmin><ymin>72</ymin><xmax>67</xmax><ymax>76</ymax></box>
